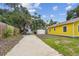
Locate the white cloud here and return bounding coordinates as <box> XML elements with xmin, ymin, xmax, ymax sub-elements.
<box><xmin>34</xmin><ymin>3</ymin><xmax>40</xmax><ymax>8</ymax></box>
<box><xmin>28</xmin><ymin>9</ymin><xmax>36</xmax><ymax>13</ymax></box>
<box><xmin>66</xmin><ymin>5</ymin><xmax>72</xmax><ymax>11</ymax></box>
<box><xmin>21</xmin><ymin>3</ymin><xmax>41</xmax><ymax>14</ymax></box>
<box><xmin>66</xmin><ymin>3</ymin><xmax>77</xmax><ymax>11</ymax></box>
<box><xmin>42</xmin><ymin>15</ymin><xmax>46</xmax><ymax>18</ymax></box>
<box><xmin>21</xmin><ymin>3</ymin><xmax>33</xmax><ymax>9</ymax></box>
<box><xmin>52</xmin><ymin>6</ymin><xmax>58</xmax><ymax>11</ymax></box>
<box><xmin>50</xmin><ymin>14</ymin><xmax>55</xmax><ymax>18</ymax></box>
<box><xmin>21</xmin><ymin>3</ymin><xmax>41</xmax><ymax>9</ymax></box>
<box><xmin>34</xmin><ymin>3</ymin><xmax>42</xmax><ymax>9</ymax></box>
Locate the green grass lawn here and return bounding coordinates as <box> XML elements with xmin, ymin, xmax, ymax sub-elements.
<box><xmin>37</xmin><ymin>35</ymin><xmax>79</xmax><ymax>56</ymax></box>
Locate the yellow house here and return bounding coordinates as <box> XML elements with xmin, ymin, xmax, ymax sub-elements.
<box><xmin>47</xmin><ymin>18</ymin><xmax>79</xmax><ymax>37</ymax></box>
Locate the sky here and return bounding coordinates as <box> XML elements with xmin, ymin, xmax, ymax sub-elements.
<box><xmin>0</xmin><ymin>3</ymin><xmax>79</xmax><ymax>23</ymax></box>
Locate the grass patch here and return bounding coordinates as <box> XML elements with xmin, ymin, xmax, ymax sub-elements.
<box><xmin>37</xmin><ymin>35</ymin><xmax>79</xmax><ymax>56</ymax></box>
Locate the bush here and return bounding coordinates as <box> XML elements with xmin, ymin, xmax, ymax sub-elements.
<box><xmin>14</xmin><ymin>28</ymin><xmax>20</xmax><ymax>36</ymax></box>
<box><xmin>3</xmin><ymin>25</ymin><xmax>14</xmax><ymax>38</ymax></box>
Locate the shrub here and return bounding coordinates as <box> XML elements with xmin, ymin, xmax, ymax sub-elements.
<box><xmin>14</xmin><ymin>28</ymin><xmax>20</xmax><ymax>36</ymax></box>
<box><xmin>3</xmin><ymin>25</ymin><xmax>14</xmax><ymax>38</ymax></box>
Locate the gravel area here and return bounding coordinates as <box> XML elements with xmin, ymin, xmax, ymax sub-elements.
<box><xmin>0</xmin><ymin>35</ymin><xmax>22</xmax><ymax>56</ymax></box>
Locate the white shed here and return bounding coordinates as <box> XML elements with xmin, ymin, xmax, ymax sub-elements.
<box><xmin>37</xmin><ymin>29</ymin><xmax>45</xmax><ymax>34</ymax></box>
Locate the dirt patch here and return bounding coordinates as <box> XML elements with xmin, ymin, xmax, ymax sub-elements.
<box><xmin>61</xmin><ymin>40</ymin><xmax>72</xmax><ymax>44</ymax></box>
<box><xmin>0</xmin><ymin>35</ymin><xmax>23</xmax><ymax>56</ymax></box>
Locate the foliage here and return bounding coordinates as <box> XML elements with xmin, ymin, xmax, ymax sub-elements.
<box><xmin>3</xmin><ymin>25</ymin><xmax>14</xmax><ymax>38</ymax></box>
<box><xmin>0</xmin><ymin>3</ymin><xmax>47</xmax><ymax>34</ymax></box>
<box><xmin>14</xmin><ymin>28</ymin><xmax>20</xmax><ymax>36</ymax></box>
<box><xmin>31</xmin><ymin>13</ymin><xmax>46</xmax><ymax>32</ymax></box>
<box><xmin>31</xmin><ymin>20</ymin><xmax>46</xmax><ymax>31</ymax></box>
<box><xmin>66</xmin><ymin>10</ymin><xmax>74</xmax><ymax>20</ymax></box>
<box><xmin>73</xmin><ymin>6</ymin><xmax>79</xmax><ymax>17</ymax></box>
<box><xmin>66</xmin><ymin>5</ymin><xmax>79</xmax><ymax>20</ymax></box>
<box><xmin>48</xmin><ymin>19</ymin><xmax>57</xmax><ymax>26</ymax></box>
<box><xmin>0</xmin><ymin>3</ymin><xmax>31</xmax><ymax>33</ymax></box>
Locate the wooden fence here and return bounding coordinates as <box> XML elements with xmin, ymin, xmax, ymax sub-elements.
<box><xmin>0</xmin><ymin>22</ymin><xmax>20</xmax><ymax>39</ymax></box>
<box><xmin>0</xmin><ymin>22</ymin><xmax>7</xmax><ymax>38</ymax></box>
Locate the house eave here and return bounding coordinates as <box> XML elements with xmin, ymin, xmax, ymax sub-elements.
<box><xmin>47</xmin><ymin>17</ymin><xmax>79</xmax><ymax>29</ymax></box>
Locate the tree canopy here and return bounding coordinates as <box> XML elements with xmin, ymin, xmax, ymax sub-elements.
<box><xmin>0</xmin><ymin>3</ymin><xmax>31</xmax><ymax>33</ymax></box>
<box><xmin>66</xmin><ymin>5</ymin><xmax>79</xmax><ymax>21</ymax></box>
<box><xmin>0</xmin><ymin>3</ymin><xmax>46</xmax><ymax>34</ymax></box>
<box><xmin>31</xmin><ymin>13</ymin><xmax>46</xmax><ymax>32</ymax></box>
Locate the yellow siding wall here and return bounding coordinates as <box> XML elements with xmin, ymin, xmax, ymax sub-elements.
<box><xmin>48</xmin><ymin>23</ymin><xmax>74</xmax><ymax>36</ymax></box>
<box><xmin>62</xmin><ymin>23</ymin><xmax>73</xmax><ymax>36</ymax></box>
<box><xmin>74</xmin><ymin>21</ymin><xmax>79</xmax><ymax>36</ymax></box>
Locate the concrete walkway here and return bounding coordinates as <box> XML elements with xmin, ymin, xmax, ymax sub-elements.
<box><xmin>6</xmin><ymin>35</ymin><xmax>62</xmax><ymax>56</ymax></box>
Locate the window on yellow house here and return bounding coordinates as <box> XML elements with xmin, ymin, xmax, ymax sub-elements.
<box><xmin>78</xmin><ymin>25</ymin><xmax>79</xmax><ymax>32</ymax></box>
<box><xmin>63</xmin><ymin>26</ymin><xmax>67</xmax><ymax>32</ymax></box>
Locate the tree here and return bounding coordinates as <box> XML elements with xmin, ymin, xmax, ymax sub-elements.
<box><xmin>0</xmin><ymin>9</ymin><xmax>8</xmax><ymax>15</ymax></box>
<box><xmin>31</xmin><ymin>13</ymin><xmax>46</xmax><ymax>32</ymax></box>
<box><xmin>48</xmin><ymin>19</ymin><xmax>57</xmax><ymax>26</ymax></box>
<box><xmin>66</xmin><ymin>10</ymin><xmax>74</xmax><ymax>20</ymax></box>
<box><xmin>74</xmin><ymin>5</ymin><xmax>79</xmax><ymax>17</ymax></box>
<box><xmin>0</xmin><ymin>3</ymin><xmax>31</xmax><ymax>33</ymax></box>
<box><xmin>49</xmin><ymin>19</ymin><xmax>54</xmax><ymax>25</ymax></box>
<box><xmin>66</xmin><ymin>5</ymin><xmax>79</xmax><ymax>21</ymax></box>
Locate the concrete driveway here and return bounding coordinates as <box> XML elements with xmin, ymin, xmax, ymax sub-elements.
<box><xmin>6</xmin><ymin>35</ymin><xmax>62</xmax><ymax>56</ymax></box>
